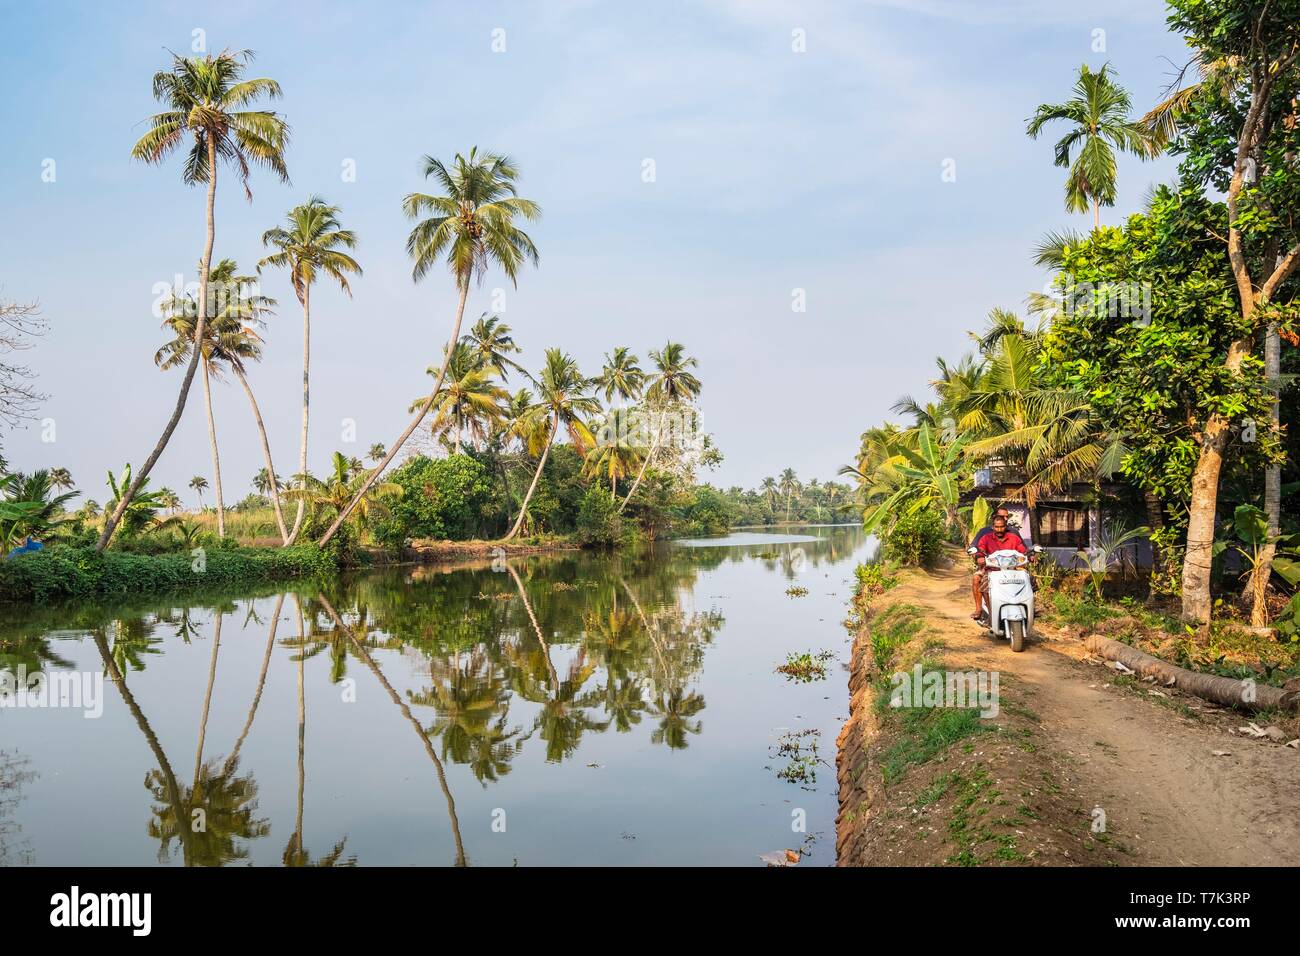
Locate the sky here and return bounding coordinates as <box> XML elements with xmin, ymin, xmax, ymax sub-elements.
<box><xmin>0</xmin><ymin>0</ymin><xmax>1192</xmax><ymax>506</ymax></box>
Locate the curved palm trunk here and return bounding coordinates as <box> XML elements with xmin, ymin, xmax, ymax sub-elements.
<box><xmin>193</xmin><ymin>610</ymin><xmax>223</xmax><ymax>789</ymax></box>
<box><xmin>619</xmin><ymin>419</ymin><xmax>662</xmax><ymax>514</ymax></box>
<box><xmin>97</xmin><ymin>140</ymin><xmax>218</xmax><ymax>552</ymax></box>
<box><xmin>201</xmin><ymin>359</ymin><xmax>226</xmax><ymax>538</ymax></box>
<box><xmin>92</xmin><ymin>633</ymin><xmax>193</xmax><ymax>864</ymax></box>
<box><xmin>315</xmin><ymin>593</ymin><xmax>467</xmax><ymax>866</ymax></box>
<box><xmin>233</xmin><ymin>366</ymin><xmax>289</xmax><ymax>544</ymax></box>
<box><xmin>318</xmin><ymin>282</ymin><xmax>470</xmax><ymax>547</ymax></box>
<box><xmin>504</xmin><ymin>414</ymin><xmax>557</xmax><ymax>540</ymax></box>
<box><xmin>507</xmin><ymin>562</ymin><xmax>560</xmax><ymax>688</ymax></box>
<box><xmin>287</xmin><ymin>285</ymin><xmax>312</xmax><ymax>545</ymax></box>
<box><xmin>223</xmin><ymin>593</ymin><xmax>284</xmax><ymax>774</ymax></box>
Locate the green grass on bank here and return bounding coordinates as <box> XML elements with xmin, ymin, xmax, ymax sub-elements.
<box><xmin>0</xmin><ymin>544</ymin><xmax>338</xmax><ymax>604</ymax></box>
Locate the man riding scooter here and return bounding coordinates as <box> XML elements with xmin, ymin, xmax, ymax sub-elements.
<box><xmin>970</xmin><ymin>511</ymin><xmax>1026</xmax><ymax>621</ymax></box>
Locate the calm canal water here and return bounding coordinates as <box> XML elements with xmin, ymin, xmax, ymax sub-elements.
<box><xmin>0</xmin><ymin>525</ymin><xmax>872</xmax><ymax>866</ymax></box>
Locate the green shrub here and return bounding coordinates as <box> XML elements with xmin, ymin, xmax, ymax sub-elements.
<box><xmin>675</xmin><ymin>486</ymin><xmax>733</xmax><ymax>536</ymax></box>
<box><xmin>881</xmin><ymin>510</ymin><xmax>945</xmax><ymax>567</ymax></box>
<box><xmin>575</xmin><ymin>485</ymin><xmax>625</xmax><ymax>546</ymax></box>
<box><xmin>373</xmin><ymin>454</ymin><xmax>496</xmax><ymax>546</ymax></box>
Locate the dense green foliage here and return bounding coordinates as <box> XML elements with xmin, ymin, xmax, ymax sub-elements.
<box><xmin>1044</xmin><ymin>186</ymin><xmax>1277</xmax><ymax>518</ymax></box>
<box><xmin>880</xmin><ymin>510</ymin><xmax>946</xmax><ymax>567</ymax></box>
<box><xmin>0</xmin><ymin>543</ymin><xmax>335</xmax><ymax>604</ymax></box>
<box><xmin>374</xmin><ymin>454</ymin><xmax>498</xmax><ymax>545</ymax></box>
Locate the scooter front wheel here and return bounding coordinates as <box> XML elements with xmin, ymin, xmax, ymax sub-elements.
<box><xmin>1007</xmin><ymin>619</ymin><xmax>1026</xmax><ymax>653</ymax></box>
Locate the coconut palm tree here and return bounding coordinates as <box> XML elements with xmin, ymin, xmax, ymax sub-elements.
<box><xmin>158</xmin><ymin>488</ymin><xmax>181</xmax><ymax>514</ymax></box>
<box><xmin>189</xmin><ymin>475</ymin><xmax>208</xmax><ymax>509</ymax></box>
<box><xmin>101</xmin><ymin>49</ymin><xmax>288</xmax><ymax>552</ymax></box>
<box><xmin>583</xmin><ymin>408</ymin><xmax>646</xmax><ymax>497</ymax></box>
<box><xmin>596</xmin><ymin>347</ymin><xmax>645</xmax><ymax>406</ymax></box>
<box><xmin>366</xmin><ymin>443</ymin><xmax>386</xmax><ymax>464</ymax></box>
<box><xmin>462</xmin><ymin>314</ymin><xmax>526</xmax><ymax>381</ymax></box>
<box><xmin>252</xmin><ymin>468</ymin><xmax>277</xmax><ymax>496</ymax></box>
<box><xmin>155</xmin><ymin>260</ymin><xmax>256</xmax><ymax>538</ymax></box>
<box><xmin>319</xmin><ymin>148</ymin><xmax>540</xmax><ymax>547</ymax></box>
<box><xmin>48</xmin><ymin>467</ymin><xmax>73</xmax><ymax>492</ymax></box>
<box><xmin>620</xmin><ymin>343</ymin><xmax>702</xmax><ymax>513</ymax></box>
<box><xmin>1026</xmin><ymin>63</ymin><xmax>1155</xmax><ymax>228</ymax></box>
<box><xmin>778</xmin><ymin>468</ymin><xmax>800</xmax><ymax>522</ymax></box>
<box><xmin>409</xmin><ymin>341</ymin><xmax>509</xmax><ymax>456</ymax></box>
<box><xmin>156</xmin><ymin>258</ymin><xmax>289</xmax><ymax>542</ymax></box>
<box><xmin>505</xmin><ymin>350</ymin><xmax>599</xmax><ymax>540</ymax></box>
<box><xmin>259</xmin><ymin>197</ymin><xmax>362</xmax><ymax>545</ymax></box>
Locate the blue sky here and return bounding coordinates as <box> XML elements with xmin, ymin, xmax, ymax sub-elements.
<box><xmin>0</xmin><ymin>0</ymin><xmax>1191</xmax><ymax>504</ymax></box>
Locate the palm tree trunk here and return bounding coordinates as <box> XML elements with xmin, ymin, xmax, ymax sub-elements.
<box><xmin>92</xmin><ymin>633</ymin><xmax>193</xmax><ymax>864</ymax></box>
<box><xmin>96</xmin><ymin>139</ymin><xmax>218</xmax><ymax>552</ymax></box>
<box><xmin>201</xmin><ymin>359</ymin><xmax>226</xmax><ymax>539</ymax></box>
<box><xmin>1093</xmin><ymin>198</ymin><xmax>1100</xmax><ymax>230</ymax></box>
<box><xmin>287</xmin><ymin>285</ymin><xmax>312</xmax><ymax>545</ymax></box>
<box><xmin>233</xmin><ymin>365</ymin><xmax>289</xmax><ymax>544</ymax></box>
<box><xmin>223</xmin><ymin>593</ymin><xmax>283</xmax><ymax>775</ymax></box>
<box><xmin>619</xmin><ymin>415</ymin><xmax>663</xmax><ymax>514</ymax></box>
<box><xmin>193</xmin><ymin>610</ymin><xmax>223</xmax><ymax>790</ymax></box>
<box><xmin>318</xmin><ymin>281</ymin><xmax>471</xmax><ymax>547</ymax></box>
<box><xmin>507</xmin><ymin>562</ymin><xmax>560</xmax><ymax>688</ymax></box>
<box><xmin>504</xmin><ymin>414</ymin><xmax>557</xmax><ymax>540</ymax></box>
<box><xmin>315</xmin><ymin>593</ymin><xmax>467</xmax><ymax>866</ymax></box>
<box><xmin>295</xmin><ymin>597</ymin><xmax>306</xmax><ymax>853</ymax></box>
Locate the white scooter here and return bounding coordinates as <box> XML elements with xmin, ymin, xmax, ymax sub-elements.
<box><xmin>968</xmin><ymin>546</ymin><xmax>1042</xmax><ymax>652</ymax></box>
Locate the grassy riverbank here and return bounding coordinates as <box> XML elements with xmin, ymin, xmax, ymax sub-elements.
<box><xmin>836</xmin><ymin>561</ymin><xmax>1128</xmax><ymax>866</ymax></box>
<box><xmin>0</xmin><ymin>532</ymin><xmax>603</xmax><ymax>605</ymax></box>
<box><xmin>0</xmin><ymin>543</ymin><xmax>338</xmax><ymax>604</ymax></box>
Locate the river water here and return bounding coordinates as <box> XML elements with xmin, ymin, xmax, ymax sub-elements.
<box><xmin>0</xmin><ymin>524</ymin><xmax>872</xmax><ymax>866</ymax></box>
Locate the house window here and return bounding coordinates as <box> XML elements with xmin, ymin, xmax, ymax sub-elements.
<box><xmin>1037</xmin><ymin>506</ymin><xmax>1089</xmax><ymax>548</ymax></box>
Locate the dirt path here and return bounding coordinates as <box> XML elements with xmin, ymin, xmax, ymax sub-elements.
<box><xmin>898</xmin><ymin>564</ymin><xmax>1300</xmax><ymax>866</ymax></box>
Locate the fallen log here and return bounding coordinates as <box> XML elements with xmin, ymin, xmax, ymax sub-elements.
<box><xmin>1083</xmin><ymin>635</ymin><xmax>1298</xmax><ymax>713</ymax></box>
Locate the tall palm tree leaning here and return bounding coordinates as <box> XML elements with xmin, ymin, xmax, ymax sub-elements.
<box><xmin>504</xmin><ymin>350</ymin><xmax>599</xmax><ymax>540</ymax></box>
<box><xmin>259</xmin><ymin>197</ymin><xmax>361</xmax><ymax>545</ymax></box>
<box><xmin>317</xmin><ymin>148</ymin><xmax>540</xmax><ymax>548</ymax></box>
<box><xmin>156</xmin><ymin>259</ymin><xmax>290</xmax><ymax>542</ymax></box>
<box><xmin>1026</xmin><ymin>63</ymin><xmax>1155</xmax><ymax>229</ymax></box>
<box><xmin>99</xmin><ymin>48</ymin><xmax>288</xmax><ymax>552</ymax></box>
<box><xmin>619</xmin><ymin>343</ymin><xmax>701</xmax><ymax>513</ymax></box>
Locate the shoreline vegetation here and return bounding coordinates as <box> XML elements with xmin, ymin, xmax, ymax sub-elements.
<box><xmin>4</xmin><ymin>50</ymin><xmax>846</xmax><ymax>601</ymax></box>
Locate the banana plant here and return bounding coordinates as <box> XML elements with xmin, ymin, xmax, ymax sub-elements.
<box><xmin>1215</xmin><ymin>504</ymin><xmax>1300</xmax><ymax>624</ymax></box>
<box><xmin>862</xmin><ymin>424</ymin><xmax>969</xmax><ymax>536</ymax></box>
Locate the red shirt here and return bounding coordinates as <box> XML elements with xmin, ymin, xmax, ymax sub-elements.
<box><xmin>975</xmin><ymin>529</ymin><xmax>1026</xmax><ymax>559</ymax></box>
